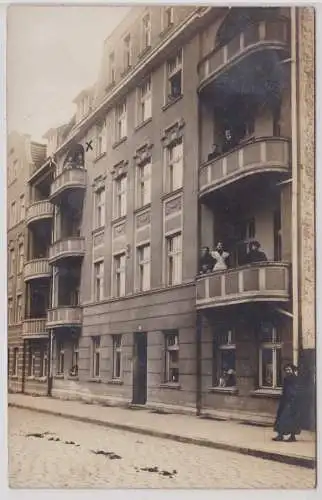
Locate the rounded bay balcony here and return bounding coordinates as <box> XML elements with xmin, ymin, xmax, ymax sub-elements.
<box><xmin>25</xmin><ymin>200</ymin><xmax>53</xmax><ymax>226</ymax></box>
<box><xmin>49</xmin><ymin>166</ymin><xmax>86</xmax><ymax>204</ymax></box>
<box><xmin>48</xmin><ymin>237</ymin><xmax>85</xmax><ymax>264</ymax></box>
<box><xmin>199</xmin><ymin>137</ymin><xmax>290</xmax><ymax>198</ymax></box>
<box><xmin>24</xmin><ymin>259</ymin><xmax>51</xmax><ymax>282</ymax></box>
<box><xmin>46</xmin><ymin>306</ymin><xmax>82</xmax><ymax>329</ymax></box>
<box><xmin>198</xmin><ymin>17</ymin><xmax>290</xmax><ymax>97</ymax></box>
<box><xmin>22</xmin><ymin>318</ymin><xmax>48</xmax><ymax>339</ymax></box>
<box><xmin>196</xmin><ymin>262</ymin><xmax>290</xmax><ymax>310</ymax></box>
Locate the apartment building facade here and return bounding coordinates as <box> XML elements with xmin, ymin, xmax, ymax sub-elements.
<box><xmin>7</xmin><ymin>6</ymin><xmax>315</xmax><ymax>427</ymax></box>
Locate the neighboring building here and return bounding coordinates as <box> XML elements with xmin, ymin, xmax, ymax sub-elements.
<box><xmin>7</xmin><ymin>6</ymin><xmax>315</xmax><ymax>428</ymax></box>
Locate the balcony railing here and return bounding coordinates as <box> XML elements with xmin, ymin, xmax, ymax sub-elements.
<box><xmin>46</xmin><ymin>306</ymin><xmax>82</xmax><ymax>328</ymax></box>
<box><xmin>49</xmin><ymin>237</ymin><xmax>85</xmax><ymax>264</ymax></box>
<box><xmin>199</xmin><ymin>18</ymin><xmax>289</xmax><ymax>88</ymax></box>
<box><xmin>22</xmin><ymin>318</ymin><xmax>48</xmax><ymax>339</ymax></box>
<box><xmin>199</xmin><ymin>137</ymin><xmax>290</xmax><ymax>196</ymax></box>
<box><xmin>24</xmin><ymin>259</ymin><xmax>51</xmax><ymax>281</ymax></box>
<box><xmin>25</xmin><ymin>200</ymin><xmax>53</xmax><ymax>225</ymax></box>
<box><xmin>196</xmin><ymin>262</ymin><xmax>290</xmax><ymax>309</ymax></box>
<box><xmin>50</xmin><ymin>167</ymin><xmax>86</xmax><ymax>202</ymax></box>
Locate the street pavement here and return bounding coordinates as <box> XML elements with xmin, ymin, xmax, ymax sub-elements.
<box><xmin>8</xmin><ymin>408</ymin><xmax>316</xmax><ymax>489</ymax></box>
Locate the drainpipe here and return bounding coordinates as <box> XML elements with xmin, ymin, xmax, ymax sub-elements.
<box><xmin>290</xmin><ymin>6</ymin><xmax>300</xmax><ymax>368</ymax></box>
<box><xmin>47</xmin><ymin>330</ymin><xmax>54</xmax><ymax>397</ymax></box>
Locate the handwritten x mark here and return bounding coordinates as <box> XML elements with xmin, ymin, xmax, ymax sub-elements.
<box><xmin>86</xmin><ymin>140</ymin><xmax>93</xmax><ymax>152</ymax></box>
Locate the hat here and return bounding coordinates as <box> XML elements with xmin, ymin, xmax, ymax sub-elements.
<box><xmin>250</xmin><ymin>240</ymin><xmax>260</xmax><ymax>248</ymax></box>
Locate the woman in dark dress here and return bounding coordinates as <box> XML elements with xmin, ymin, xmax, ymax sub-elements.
<box><xmin>273</xmin><ymin>364</ymin><xmax>302</xmax><ymax>442</ymax></box>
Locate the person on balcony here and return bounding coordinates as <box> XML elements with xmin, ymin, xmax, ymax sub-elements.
<box><xmin>246</xmin><ymin>240</ymin><xmax>268</xmax><ymax>264</ymax></box>
<box><xmin>222</xmin><ymin>129</ymin><xmax>237</xmax><ymax>154</ymax></box>
<box><xmin>211</xmin><ymin>241</ymin><xmax>230</xmax><ymax>271</ymax></box>
<box><xmin>199</xmin><ymin>246</ymin><xmax>215</xmax><ymax>274</ymax></box>
<box><xmin>207</xmin><ymin>143</ymin><xmax>221</xmax><ymax>162</ymax></box>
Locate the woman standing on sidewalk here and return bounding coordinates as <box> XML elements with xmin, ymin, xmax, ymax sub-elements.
<box><xmin>273</xmin><ymin>364</ymin><xmax>302</xmax><ymax>442</ymax></box>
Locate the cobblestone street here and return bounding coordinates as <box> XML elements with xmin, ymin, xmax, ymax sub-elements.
<box><xmin>8</xmin><ymin>408</ymin><xmax>315</xmax><ymax>489</ymax></box>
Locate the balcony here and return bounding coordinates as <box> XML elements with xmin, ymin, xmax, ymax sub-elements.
<box><xmin>25</xmin><ymin>200</ymin><xmax>53</xmax><ymax>226</ymax></box>
<box><xmin>48</xmin><ymin>237</ymin><xmax>85</xmax><ymax>264</ymax></box>
<box><xmin>22</xmin><ymin>318</ymin><xmax>48</xmax><ymax>339</ymax></box>
<box><xmin>199</xmin><ymin>137</ymin><xmax>290</xmax><ymax>197</ymax></box>
<box><xmin>46</xmin><ymin>306</ymin><xmax>82</xmax><ymax>329</ymax></box>
<box><xmin>49</xmin><ymin>166</ymin><xmax>86</xmax><ymax>203</ymax></box>
<box><xmin>196</xmin><ymin>262</ymin><xmax>290</xmax><ymax>310</ymax></box>
<box><xmin>198</xmin><ymin>18</ymin><xmax>289</xmax><ymax>95</ymax></box>
<box><xmin>24</xmin><ymin>259</ymin><xmax>51</xmax><ymax>282</ymax></box>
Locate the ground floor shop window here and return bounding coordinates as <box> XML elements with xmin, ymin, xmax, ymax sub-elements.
<box><xmin>112</xmin><ymin>335</ymin><xmax>122</xmax><ymax>379</ymax></box>
<box><xmin>12</xmin><ymin>347</ymin><xmax>19</xmax><ymax>376</ymax></box>
<box><xmin>28</xmin><ymin>346</ymin><xmax>36</xmax><ymax>377</ymax></box>
<box><xmin>70</xmin><ymin>340</ymin><xmax>79</xmax><ymax>376</ymax></box>
<box><xmin>92</xmin><ymin>336</ymin><xmax>101</xmax><ymax>378</ymax></box>
<box><xmin>40</xmin><ymin>347</ymin><xmax>48</xmax><ymax>378</ymax></box>
<box><xmin>56</xmin><ymin>341</ymin><xmax>65</xmax><ymax>375</ymax></box>
<box><xmin>258</xmin><ymin>323</ymin><xmax>282</xmax><ymax>389</ymax></box>
<box><xmin>213</xmin><ymin>329</ymin><xmax>236</xmax><ymax>387</ymax></box>
<box><xmin>164</xmin><ymin>331</ymin><xmax>179</xmax><ymax>383</ymax></box>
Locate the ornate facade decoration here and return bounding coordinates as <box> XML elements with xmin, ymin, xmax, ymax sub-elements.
<box><xmin>165</xmin><ymin>196</ymin><xmax>182</xmax><ymax>217</ymax></box>
<box><xmin>136</xmin><ymin>210</ymin><xmax>151</xmax><ymax>229</ymax></box>
<box><xmin>161</xmin><ymin>119</ymin><xmax>185</xmax><ymax>147</ymax></box>
<box><xmin>92</xmin><ymin>174</ymin><xmax>107</xmax><ymax>192</ymax></box>
<box><xmin>111</xmin><ymin>160</ymin><xmax>129</xmax><ymax>179</ymax></box>
<box><xmin>133</xmin><ymin>141</ymin><xmax>153</xmax><ymax>166</ymax></box>
<box><xmin>113</xmin><ymin>222</ymin><xmax>126</xmax><ymax>238</ymax></box>
<box><xmin>93</xmin><ymin>231</ymin><xmax>104</xmax><ymax>247</ymax></box>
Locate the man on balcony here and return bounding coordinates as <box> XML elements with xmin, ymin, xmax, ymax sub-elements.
<box><xmin>246</xmin><ymin>240</ymin><xmax>268</xmax><ymax>264</ymax></box>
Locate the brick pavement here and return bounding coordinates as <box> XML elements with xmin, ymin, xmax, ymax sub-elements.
<box><xmin>8</xmin><ymin>407</ymin><xmax>316</xmax><ymax>488</ymax></box>
<box><xmin>8</xmin><ymin>393</ymin><xmax>316</xmax><ymax>469</ymax></box>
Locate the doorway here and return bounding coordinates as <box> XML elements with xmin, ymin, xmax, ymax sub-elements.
<box><xmin>132</xmin><ymin>332</ymin><xmax>147</xmax><ymax>405</ymax></box>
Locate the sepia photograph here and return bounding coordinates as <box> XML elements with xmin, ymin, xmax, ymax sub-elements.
<box><xmin>5</xmin><ymin>2</ymin><xmax>316</xmax><ymax>490</ymax></box>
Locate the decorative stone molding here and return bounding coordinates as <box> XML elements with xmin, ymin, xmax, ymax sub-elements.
<box><xmin>92</xmin><ymin>174</ymin><xmax>107</xmax><ymax>192</ymax></box>
<box><xmin>165</xmin><ymin>196</ymin><xmax>182</xmax><ymax>217</ymax></box>
<box><xmin>111</xmin><ymin>160</ymin><xmax>129</xmax><ymax>179</ymax></box>
<box><xmin>161</xmin><ymin>119</ymin><xmax>185</xmax><ymax>147</ymax></box>
<box><xmin>93</xmin><ymin>231</ymin><xmax>104</xmax><ymax>247</ymax></box>
<box><xmin>136</xmin><ymin>210</ymin><xmax>151</xmax><ymax>229</ymax></box>
<box><xmin>133</xmin><ymin>141</ymin><xmax>153</xmax><ymax>166</ymax></box>
<box><xmin>113</xmin><ymin>222</ymin><xmax>126</xmax><ymax>238</ymax></box>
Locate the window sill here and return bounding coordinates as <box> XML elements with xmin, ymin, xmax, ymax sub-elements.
<box><xmin>107</xmin><ymin>379</ymin><xmax>124</xmax><ymax>385</ymax></box>
<box><xmin>161</xmin><ymin>188</ymin><xmax>183</xmax><ymax>202</ymax></box>
<box><xmin>87</xmin><ymin>378</ymin><xmax>102</xmax><ymax>383</ymax></box>
<box><xmin>162</xmin><ymin>94</ymin><xmax>183</xmax><ymax>112</ymax></box>
<box><xmin>160</xmin><ymin>383</ymin><xmax>181</xmax><ymax>390</ymax></box>
<box><xmin>54</xmin><ymin>374</ymin><xmax>64</xmax><ymax>380</ymax></box>
<box><xmin>112</xmin><ymin>136</ymin><xmax>127</xmax><ymax>149</ymax></box>
<box><xmin>208</xmin><ymin>386</ymin><xmax>238</xmax><ymax>395</ymax></box>
<box><xmin>92</xmin><ymin>226</ymin><xmax>105</xmax><ymax>236</ymax></box>
<box><xmin>67</xmin><ymin>376</ymin><xmax>79</xmax><ymax>381</ymax></box>
<box><xmin>134</xmin><ymin>117</ymin><xmax>152</xmax><ymax>133</ymax></box>
<box><xmin>250</xmin><ymin>389</ymin><xmax>282</xmax><ymax>399</ymax></box>
<box><xmin>93</xmin><ymin>152</ymin><xmax>107</xmax><ymax>164</ymax></box>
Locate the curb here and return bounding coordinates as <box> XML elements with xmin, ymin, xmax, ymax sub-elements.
<box><xmin>9</xmin><ymin>402</ymin><xmax>316</xmax><ymax>470</ymax></box>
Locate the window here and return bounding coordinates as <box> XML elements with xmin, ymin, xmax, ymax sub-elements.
<box><xmin>16</xmin><ymin>295</ymin><xmax>23</xmax><ymax>323</ymax></box>
<box><xmin>19</xmin><ymin>195</ymin><xmax>25</xmax><ymax>220</ymax></box>
<box><xmin>137</xmin><ymin>244</ymin><xmax>151</xmax><ymax>291</ymax></box>
<box><xmin>114</xmin><ymin>253</ymin><xmax>126</xmax><ymax>297</ymax></box>
<box><xmin>9</xmin><ymin>248</ymin><xmax>15</xmax><ymax>276</ymax></box>
<box><xmin>234</xmin><ymin>217</ymin><xmax>256</xmax><ymax>266</ymax></box>
<box><xmin>56</xmin><ymin>341</ymin><xmax>65</xmax><ymax>375</ymax></box>
<box><xmin>259</xmin><ymin>323</ymin><xmax>282</xmax><ymax>389</ymax></box>
<box><xmin>18</xmin><ymin>243</ymin><xmax>24</xmax><ymax>274</ymax></box>
<box><xmin>28</xmin><ymin>347</ymin><xmax>36</xmax><ymax>377</ymax></box>
<box><xmin>162</xmin><ymin>6</ymin><xmax>174</xmax><ymax>29</ymax></box>
<box><xmin>96</xmin><ymin>122</ymin><xmax>107</xmax><ymax>157</ymax></box>
<box><xmin>71</xmin><ymin>340</ymin><xmax>79</xmax><ymax>376</ymax></box>
<box><xmin>40</xmin><ymin>347</ymin><xmax>48</xmax><ymax>378</ymax></box>
<box><xmin>167</xmin><ymin>49</ymin><xmax>182</xmax><ymax>101</ymax></box>
<box><xmin>12</xmin><ymin>347</ymin><xmax>19</xmax><ymax>376</ymax></box>
<box><xmin>8</xmin><ymin>298</ymin><xmax>14</xmax><ymax>324</ymax></box>
<box><xmin>94</xmin><ymin>260</ymin><xmax>104</xmax><ymax>302</ymax></box>
<box><xmin>112</xmin><ymin>335</ymin><xmax>122</xmax><ymax>379</ymax></box>
<box><xmin>115</xmin><ymin>100</ymin><xmax>127</xmax><ymax>141</ymax></box>
<box><xmin>92</xmin><ymin>336</ymin><xmax>101</xmax><ymax>378</ymax></box>
<box><xmin>213</xmin><ymin>329</ymin><xmax>236</xmax><ymax>387</ymax></box>
<box><xmin>142</xmin><ymin>12</ymin><xmax>151</xmax><ymax>50</ymax></box>
<box><xmin>137</xmin><ymin>161</ymin><xmax>151</xmax><ymax>207</ymax></box>
<box><xmin>165</xmin><ymin>139</ymin><xmax>183</xmax><ymax>192</ymax></box>
<box><xmin>166</xmin><ymin>233</ymin><xmax>182</xmax><ymax>286</ymax></box>
<box><xmin>10</xmin><ymin>201</ymin><xmax>17</xmax><ymax>227</ymax></box>
<box><xmin>138</xmin><ymin>77</ymin><xmax>152</xmax><ymax>123</ymax></box>
<box><xmin>123</xmin><ymin>34</ymin><xmax>131</xmax><ymax>70</ymax></box>
<box><xmin>109</xmin><ymin>52</ymin><xmax>116</xmax><ymax>84</ymax></box>
<box><xmin>164</xmin><ymin>332</ymin><xmax>179</xmax><ymax>383</ymax></box>
<box><xmin>94</xmin><ymin>188</ymin><xmax>105</xmax><ymax>228</ymax></box>
<box><xmin>114</xmin><ymin>175</ymin><xmax>127</xmax><ymax>218</ymax></box>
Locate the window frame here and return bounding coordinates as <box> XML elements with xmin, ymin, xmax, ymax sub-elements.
<box><xmin>94</xmin><ymin>259</ymin><xmax>104</xmax><ymax>302</ymax></box>
<box><xmin>114</xmin><ymin>174</ymin><xmax>127</xmax><ymax>218</ymax></box>
<box><xmin>162</xmin><ymin>6</ymin><xmax>174</xmax><ymax>30</ymax></box>
<box><xmin>112</xmin><ymin>335</ymin><xmax>122</xmax><ymax>379</ymax></box>
<box><xmin>8</xmin><ymin>297</ymin><xmax>14</xmax><ymax>325</ymax></box>
<box><xmin>16</xmin><ymin>294</ymin><xmax>23</xmax><ymax>323</ymax></box>
<box><xmin>28</xmin><ymin>347</ymin><xmax>36</xmax><ymax>377</ymax></box>
<box><xmin>56</xmin><ymin>340</ymin><xmax>65</xmax><ymax>375</ymax></box>
<box><xmin>109</xmin><ymin>51</ymin><xmax>116</xmax><ymax>84</ymax></box>
<box><xmin>113</xmin><ymin>252</ymin><xmax>126</xmax><ymax>298</ymax></box>
<box><xmin>142</xmin><ymin>12</ymin><xmax>151</xmax><ymax>50</ymax></box>
<box><xmin>212</xmin><ymin>329</ymin><xmax>236</xmax><ymax>387</ymax></box>
<box><xmin>166</xmin><ymin>232</ymin><xmax>182</xmax><ymax>286</ymax></box>
<box><xmin>166</xmin><ymin>49</ymin><xmax>183</xmax><ymax>101</ymax></box>
<box><xmin>136</xmin><ymin>160</ymin><xmax>152</xmax><ymax>208</ymax></box>
<box><xmin>19</xmin><ymin>194</ymin><xmax>25</xmax><ymax>221</ymax></box>
<box><xmin>115</xmin><ymin>100</ymin><xmax>127</xmax><ymax>141</ymax></box>
<box><xmin>258</xmin><ymin>324</ymin><xmax>282</xmax><ymax>389</ymax></box>
<box><xmin>165</xmin><ymin>138</ymin><xmax>183</xmax><ymax>193</ymax></box>
<box><xmin>9</xmin><ymin>248</ymin><xmax>15</xmax><ymax>276</ymax></box>
<box><xmin>96</xmin><ymin>121</ymin><xmax>107</xmax><ymax>158</ymax></box>
<box><xmin>40</xmin><ymin>347</ymin><xmax>48</xmax><ymax>378</ymax></box>
<box><xmin>12</xmin><ymin>347</ymin><xmax>19</xmax><ymax>376</ymax></box>
<box><xmin>94</xmin><ymin>187</ymin><xmax>106</xmax><ymax>229</ymax></box>
<box><xmin>92</xmin><ymin>336</ymin><xmax>101</xmax><ymax>378</ymax></box>
<box><xmin>164</xmin><ymin>331</ymin><xmax>179</xmax><ymax>383</ymax></box>
<box><xmin>137</xmin><ymin>243</ymin><xmax>151</xmax><ymax>292</ymax></box>
<box><xmin>138</xmin><ymin>77</ymin><xmax>152</xmax><ymax>124</ymax></box>
<box><xmin>18</xmin><ymin>242</ymin><xmax>24</xmax><ymax>274</ymax></box>
<box><xmin>123</xmin><ymin>34</ymin><xmax>132</xmax><ymax>70</ymax></box>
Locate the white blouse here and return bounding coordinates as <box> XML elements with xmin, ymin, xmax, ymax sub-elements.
<box><xmin>211</xmin><ymin>250</ymin><xmax>229</xmax><ymax>271</ymax></box>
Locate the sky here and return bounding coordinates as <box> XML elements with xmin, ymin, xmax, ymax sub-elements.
<box><xmin>6</xmin><ymin>4</ymin><xmax>130</xmax><ymax>142</ymax></box>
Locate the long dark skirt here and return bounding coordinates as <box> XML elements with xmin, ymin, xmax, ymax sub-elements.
<box><xmin>274</xmin><ymin>375</ymin><xmax>302</xmax><ymax>435</ymax></box>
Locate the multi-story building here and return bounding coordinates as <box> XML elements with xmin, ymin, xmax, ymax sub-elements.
<box><xmin>7</xmin><ymin>6</ymin><xmax>315</xmax><ymax>428</ymax></box>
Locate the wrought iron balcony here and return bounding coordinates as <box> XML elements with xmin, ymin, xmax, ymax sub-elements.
<box><xmin>196</xmin><ymin>262</ymin><xmax>290</xmax><ymax>309</ymax></box>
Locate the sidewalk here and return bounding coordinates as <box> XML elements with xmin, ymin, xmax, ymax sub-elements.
<box><xmin>8</xmin><ymin>393</ymin><xmax>316</xmax><ymax>469</ymax></box>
